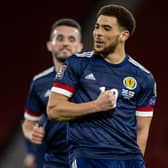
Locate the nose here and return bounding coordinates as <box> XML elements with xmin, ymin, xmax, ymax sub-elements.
<box><xmin>94</xmin><ymin>28</ymin><xmax>103</xmax><ymax>37</ymax></box>
<box><xmin>62</xmin><ymin>38</ymin><xmax>70</xmax><ymax>46</ymax></box>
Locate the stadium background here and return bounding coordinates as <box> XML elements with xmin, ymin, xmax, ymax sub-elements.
<box><xmin>0</xmin><ymin>0</ymin><xmax>167</xmax><ymax>167</ymax></box>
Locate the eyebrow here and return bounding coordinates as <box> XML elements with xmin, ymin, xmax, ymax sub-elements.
<box><xmin>95</xmin><ymin>23</ymin><xmax>112</xmax><ymax>29</ymax></box>
<box><xmin>102</xmin><ymin>25</ymin><xmax>112</xmax><ymax>28</ymax></box>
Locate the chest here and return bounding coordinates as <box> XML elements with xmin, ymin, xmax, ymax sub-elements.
<box><xmin>79</xmin><ymin>64</ymin><xmax>141</xmax><ymax>101</ymax></box>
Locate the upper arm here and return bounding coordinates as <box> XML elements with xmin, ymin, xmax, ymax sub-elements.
<box><xmin>136</xmin><ymin>73</ymin><xmax>156</xmax><ymax>154</ymax></box>
<box><xmin>136</xmin><ymin>116</ymin><xmax>153</xmax><ymax>155</ymax></box>
<box><xmin>47</xmin><ymin>92</ymin><xmax>69</xmax><ymax>119</ymax></box>
<box><xmin>137</xmin><ymin>116</ymin><xmax>152</xmax><ymax>132</ymax></box>
<box><xmin>48</xmin><ymin>92</ymin><xmax>69</xmax><ymax>107</ymax></box>
<box><xmin>136</xmin><ymin>73</ymin><xmax>157</xmax><ymax>117</ymax></box>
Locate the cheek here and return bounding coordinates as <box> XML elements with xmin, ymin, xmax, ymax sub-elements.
<box><xmin>106</xmin><ymin>36</ymin><xmax>114</xmax><ymax>44</ymax></box>
<box><xmin>52</xmin><ymin>45</ymin><xmax>58</xmax><ymax>51</ymax></box>
<box><xmin>71</xmin><ymin>45</ymin><xmax>80</xmax><ymax>52</ymax></box>
<box><xmin>53</xmin><ymin>42</ymin><xmax>62</xmax><ymax>49</ymax></box>
<box><xmin>71</xmin><ymin>46</ymin><xmax>78</xmax><ymax>52</ymax></box>
<box><xmin>93</xmin><ymin>30</ymin><xmax>96</xmax><ymax>37</ymax></box>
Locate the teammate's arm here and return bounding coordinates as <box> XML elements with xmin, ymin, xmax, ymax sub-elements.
<box><xmin>22</xmin><ymin>120</ymin><xmax>45</xmax><ymax>144</ymax></box>
<box><xmin>136</xmin><ymin>116</ymin><xmax>152</xmax><ymax>156</ymax></box>
<box><xmin>47</xmin><ymin>90</ymin><xmax>115</xmax><ymax>121</ymax></box>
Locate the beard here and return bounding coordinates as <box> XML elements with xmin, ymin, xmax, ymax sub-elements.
<box><xmin>52</xmin><ymin>52</ymin><xmax>69</xmax><ymax>62</ymax></box>
<box><xmin>94</xmin><ymin>35</ymin><xmax>120</xmax><ymax>58</ymax></box>
<box><xmin>52</xmin><ymin>47</ymin><xmax>72</xmax><ymax>63</ymax></box>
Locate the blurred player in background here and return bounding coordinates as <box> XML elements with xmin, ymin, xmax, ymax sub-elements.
<box><xmin>22</xmin><ymin>18</ymin><xmax>83</xmax><ymax>168</ymax></box>
<box><xmin>47</xmin><ymin>4</ymin><xmax>157</xmax><ymax>168</ymax></box>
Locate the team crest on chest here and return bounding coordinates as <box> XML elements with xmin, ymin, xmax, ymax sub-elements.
<box><xmin>123</xmin><ymin>77</ymin><xmax>137</xmax><ymax>90</ymax></box>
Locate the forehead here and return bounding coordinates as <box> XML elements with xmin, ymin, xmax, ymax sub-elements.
<box><xmin>96</xmin><ymin>15</ymin><xmax>118</xmax><ymax>26</ymax></box>
<box><xmin>53</xmin><ymin>25</ymin><xmax>80</xmax><ymax>37</ymax></box>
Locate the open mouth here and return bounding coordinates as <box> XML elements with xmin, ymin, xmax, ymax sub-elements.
<box><xmin>95</xmin><ymin>40</ymin><xmax>104</xmax><ymax>47</ymax></box>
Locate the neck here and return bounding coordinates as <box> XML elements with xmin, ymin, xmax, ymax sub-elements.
<box><xmin>104</xmin><ymin>45</ymin><xmax>126</xmax><ymax>64</ymax></box>
<box><xmin>52</xmin><ymin>56</ymin><xmax>63</xmax><ymax>72</ymax></box>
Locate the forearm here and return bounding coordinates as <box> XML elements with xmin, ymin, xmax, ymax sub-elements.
<box><xmin>47</xmin><ymin>98</ymin><xmax>99</xmax><ymax>121</ymax></box>
<box><xmin>47</xmin><ymin>91</ymin><xmax>115</xmax><ymax>121</ymax></box>
<box><xmin>136</xmin><ymin>116</ymin><xmax>152</xmax><ymax>156</ymax></box>
<box><xmin>137</xmin><ymin>130</ymin><xmax>149</xmax><ymax>156</ymax></box>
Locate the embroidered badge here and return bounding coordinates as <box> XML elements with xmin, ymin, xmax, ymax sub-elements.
<box><xmin>123</xmin><ymin>77</ymin><xmax>137</xmax><ymax>90</ymax></box>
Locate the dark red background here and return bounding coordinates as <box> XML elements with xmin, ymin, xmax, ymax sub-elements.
<box><xmin>0</xmin><ymin>0</ymin><xmax>167</xmax><ymax>167</ymax></box>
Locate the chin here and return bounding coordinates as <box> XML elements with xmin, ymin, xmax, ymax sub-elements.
<box><xmin>61</xmin><ymin>52</ymin><xmax>73</xmax><ymax>57</ymax></box>
<box><xmin>56</xmin><ymin>54</ymin><xmax>69</xmax><ymax>61</ymax></box>
<box><xmin>94</xmin><ymin>46</ymin><xmax>103</xmax><ymax>51</ymax></box>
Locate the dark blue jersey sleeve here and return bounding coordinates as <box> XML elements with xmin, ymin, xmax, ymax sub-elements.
<box><xmin>51</xmin><ymin>53</ymin><xmax>91</xmax><ymax>97</ymax></box>
<box><xmin>24</xmin><ymin>80</ymin><xmax>43</xmax><ymax>121</ymax></box>
<box><xmin>136</xmin><ymin>73</ymin><xmax>157</xmax><ymax>116</ymax></box>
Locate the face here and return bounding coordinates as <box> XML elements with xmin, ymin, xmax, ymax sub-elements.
<box><xmin>93</xmin><ymin>15</ymin><xmax>124</xmax><ymax>56</ymax></box>
<box><xmin>48</xmin><ymin>26</ymin><xmax>82</xmax><ymax>62</ymax></box>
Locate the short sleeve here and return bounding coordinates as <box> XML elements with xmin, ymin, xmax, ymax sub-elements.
<box><xmin>24</xmin><ymin>81</ymin><xmax>43</xmax><ymax>121</ymax></box>
<box><xmin>51</xmin><ymin>56</ymin><xmax>82</xmax><ymax>97</ymax></box>
<box><xmin>136</xmin><ymin>74</ymin><xmax>157</xmax><ymax>117</ymax></box>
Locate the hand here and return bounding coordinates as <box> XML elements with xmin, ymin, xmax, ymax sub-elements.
<box><xmin>31</xmin><ymin>124</ymin><xmax>45</xmax><ymax>144</ymax></box>
<box><xmin>95</xmin><ymin>90</ymin><xmax>116</xmax><ymax>112</ymax></box>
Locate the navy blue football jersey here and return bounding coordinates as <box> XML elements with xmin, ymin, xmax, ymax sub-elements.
<box><xmin>51</xmin><ymin>52</ymin><xmax>157</xmax><ymax>161</ymax></box>
<box><xmin>24</xmin><ymin>67</ymin><xmax>69</xmax><ymax>167</ymax></box>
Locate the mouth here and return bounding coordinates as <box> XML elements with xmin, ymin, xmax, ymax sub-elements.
<box><xmin>59</xmin><ymin>48</ymin><xmax>72</xmax><ymax>57</ymax></box>
<box><xmin>95</xmin><ymin>40</ymin><xmax>104</xmax><ymax>48</ymax></box>
<box><xmin>60</xmin><ymin>48</ymin><xmax>70</xmax><ymax>51</ymax></box>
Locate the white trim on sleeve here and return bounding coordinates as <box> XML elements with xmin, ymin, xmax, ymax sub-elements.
<box><xmin>24</xmin><ymin>113</ymin><xmax>42</xmax><ymax>121</ymax></box>
<box><xmin>136</xmin><ymin>111</ymin><xmax>153</xmax><ymax>117</ymax></box>
<box><xmin>51</xmin><ymin>87</ymin><xmax>72</xmax><ymax>97</ymax></box>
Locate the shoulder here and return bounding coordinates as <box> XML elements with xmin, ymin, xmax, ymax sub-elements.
<box><xmin>66</xmin><ymin>51</ymin><xmax>94</xmax><ymax>68</ymax></box>
<box><xmin>29</xmin><ymin>66</ymin><xmax>55</xmax><ymax>90</ymax></box>
<box><xmin>67</xmin><ymin>51</ymin><xmax>94</xmax><ymax>63</ymax></box>
<box><xmin>61</xmin><ymin>51</ymin><xmax>94</xmax><ymax>76</ymax></box>
<box><xmin>128</xmin><ymin>56</ymin><xmax>151</xmax><ymax>74</ymax></box>
<box><xmin>128</xmin><ymin>56</ymin><xmax>154</xmax><ymax>79</ymax></box>
<box><xmin>33</xmin><ymin>66</ymin><xmax>55</xmax><ymax>81</ymax></box>
<box><xmin>127</xmin><ymin>56</ymin><xmax>156</xmax><ymax>86</ymax></box>
<box><xmin>75</xmin><ymin>51</ymin><xmax>94</xmax><ymax>58</ymax></box>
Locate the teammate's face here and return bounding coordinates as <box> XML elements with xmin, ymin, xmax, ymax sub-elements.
<box><xmin>49</xmin><ymin>26</ymin><xmax>82</xmax><ymax>62</ymax></box>
<box><xmin>93</xmin><ymin>15</ymin><xmax>122</xmax><ymax>55</ymax></box>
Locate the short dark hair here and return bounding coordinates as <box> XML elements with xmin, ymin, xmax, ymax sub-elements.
<box><xmin>49</xmin><ymin>18</ymin><xmax>82</xmax><ymax>41</ymax></box>
<box><xmin>97</xmin><ymin>4</ymin><xmax>136</xmax><ymax>35</ymax></box>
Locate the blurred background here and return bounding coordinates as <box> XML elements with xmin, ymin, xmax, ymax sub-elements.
<box><xmin>0</xmin><ymin>0</ymin><xmax>167</xmax><ymax>167</ymax></box>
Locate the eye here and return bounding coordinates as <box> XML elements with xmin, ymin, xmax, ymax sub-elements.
<box><xmin>103</xmin><ymin>25</ymin><xmax>112</xmax><ymax>31</ymax></box>
<box><xmin>56</xmin><ymin>35</ymin><xmax>64</xmax><ymax>42</ymax></box>
<box><xmin>68</xmin><ymin>36</ymin><xmax>76</xmax><ymax>43</ymax></box>
<box><xmin>94</xmin><ymin>24</ymin><xmax>99</xmax><ymax>29</ymax></box>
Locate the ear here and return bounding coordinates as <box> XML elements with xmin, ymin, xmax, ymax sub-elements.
<box><xmin>77</xmin><ymin>42</ymin><xmax>84</xmax><ymax>53</ymax></box>
<box><xmin>46</xmin><ymin>41</ymin><xmax>52</xmax><ymax>52</ymax></box>
<box><xmin>120</xmin><ymin>30</ymin><xmax>130</xmax><ymax>42</ymax></box>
